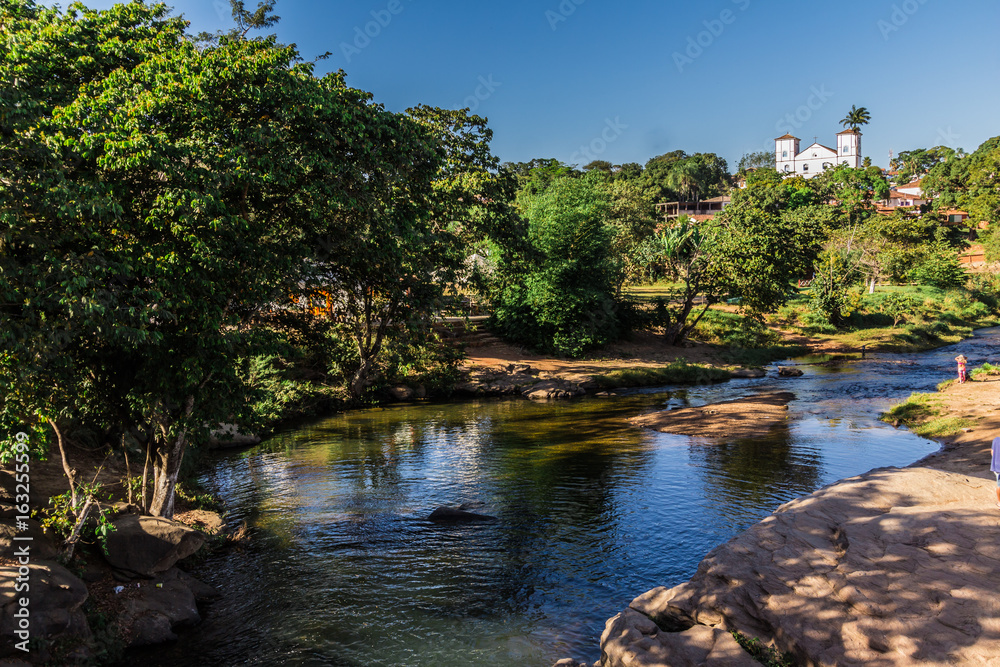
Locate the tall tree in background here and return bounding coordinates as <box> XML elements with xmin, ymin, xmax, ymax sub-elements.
<box><xmin>839</xmin><ymin>105</ymin><xmax>871</xmax><ymax>132</ymax></box>
<box><xmin>736</xmin><ymin>150</ymin><xmax>775</xmax><ymax>174</ymax></box>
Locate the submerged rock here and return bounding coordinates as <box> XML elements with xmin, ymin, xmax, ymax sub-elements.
<box><xmin>777</xmin><ymin>366</ymin><xmax>804</xmax><ymax>377</ymax></box>
<box><xmin>428</xmin><ymin>507</ymin><xmax>496</xmax><ymax>522</ymax></box>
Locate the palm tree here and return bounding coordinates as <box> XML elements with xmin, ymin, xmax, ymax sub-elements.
<box><xmin>840</xmin><ymin>105</ymin><xmax>871</xmax><ymax>132</ymax></box>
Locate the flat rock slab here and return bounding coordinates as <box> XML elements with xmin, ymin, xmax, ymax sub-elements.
<box><xmin>602</xmin><ymin>466</ymin><xmax>1000</xmax><ymax>666</ymax></box>
<box><xmin>630</xmin><ymin>392</ymin><xmax>795</xmax><ymax>440</ymax></box>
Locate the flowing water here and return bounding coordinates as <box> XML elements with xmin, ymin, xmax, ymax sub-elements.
<box><xmin>132</xmin><ymin>329</ymin><xmax>1000</xmax><ymax>667</ymax></box>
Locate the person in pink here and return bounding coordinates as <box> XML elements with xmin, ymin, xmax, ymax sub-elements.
<box><xmin>992</xmin><ymin>437</ymin><xmax>1000</xmax><ymax>508</ymax></box>
<box><xmin>956</xmin><ymin>354</ymin><xmax>968</xmax><ymax>383</ymax></box>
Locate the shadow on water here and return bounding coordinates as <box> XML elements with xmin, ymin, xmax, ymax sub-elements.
<box><xmin>125</xmin><ymin>328</ymin><xmax>1000</xmax><ymax>667</ymax></box>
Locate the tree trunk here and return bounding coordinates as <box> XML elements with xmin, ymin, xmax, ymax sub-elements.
<box><xmin>148</xmin><ymin>434</ymin><xmax>187</xmax><ymax>519</ymax></box>
<box><xmin>141</xmin><ymin>438</ymin><xmax>152</xmax><ymax>514</ymax></box>
<box><xmin>147</xmin><ymin>395</ymin><xmax>197</xmax><ymax>519</ymax></box>
<box><xmin>48</xmin><ymin>419</ymin><xmax>78</xmax><ymax>511</ymax></box>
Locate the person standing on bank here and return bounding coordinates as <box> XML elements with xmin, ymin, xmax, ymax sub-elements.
<box><xmin>992</xmin><ymin>437</ymin><xmax>1000</xmax><ymax>508</ymax></box>
<box><xmin>956</xmin><ymin>354</ymin><xmax>968</xmax><ymax>383</ymax></box>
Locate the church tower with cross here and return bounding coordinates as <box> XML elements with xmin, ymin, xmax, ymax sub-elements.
<box><xmin>775</xmin><ymin>129</ymin><xmax>862</xmax><ymax>178</ymax></box>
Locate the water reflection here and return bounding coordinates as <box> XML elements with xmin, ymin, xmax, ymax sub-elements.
<box><xmin>127</xmin><ymin>329</ymin><xmax>1000</xmax><ymax>667</ymax></box>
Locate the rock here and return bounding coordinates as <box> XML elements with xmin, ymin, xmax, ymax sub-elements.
<box><xmin>127</xmin><ymin>612</ymin><xmax>177</xmax><ymax>647</ymax></box>
<box><xmin>388</xmin><ymin>385</ymin><xmax>415</xmax><ymax>401</ymax></box>
<box><xmin>524</xmin><ymin>380</ymin><xmax>586</xmax><ymax>401</ymax></box>
<box><xmin>601</xmin><ymin>608</ymin><xmax>757</xmax><ymax>667</ymax></box>
<box><xmin>453</xmin><ymin>381</ymin><xmax>481</xmax><ymax>396</ymax></box>
<box><xmin>601</xmin><ymin>467</ymin><xmax>1000</xmax><ymax>666</ymax></box>
<box><xmin>208</xmin><ymin>423</ymin><xmax>260</xmax><ymax>448</ymax></box>
<box><xmin>173</xmin><ymin>509</ymin><xmax>225</xmax><ymax>536</ymax></box>
<box><xmin>428</xmin><ymin>507</ymin><xmax>496</xmax><ymax>522</ymax></box>
<box><xmin>551</xmin><ymin>659</ymin><xmax>594</xmax><ymax>667</ymax></box>
<box><xmin>507</xmin><ymin>363</ymin><xmax>533</xmax><ymax>374</ymax></box>
<box><xmin>777</xmin><ymin>366</ymin><xmax>804</xmax><ymax>377</ymax></box>
<box><xmin>414</xmin><ymin>384</ymin><xmax>427</xmax><ymax>399</ymax></box>
<box><xmin>0</xmin><ymin>560</ymin><xmax>90</xmax><ymax>656</ymax></box>
<box><xmin>103</xmin><ymin>515</ymin><xmax>206</xmax><ymax>578</ymax></box>
<box><xmin>120</xmin><ymin>567</ymin><xmax>216</xmax><ymax>647</ymax></box>
<box><xmin>730</xmin><ymin>368</ymin><xmax>766</xmax><ymax>378</ymax></box>
<box><xmin>0</xmin><ymin>519</ymin><xmax>60</xmax><ymax>561</ymax></box>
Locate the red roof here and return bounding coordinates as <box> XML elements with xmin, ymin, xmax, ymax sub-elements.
<box><xmin>774</xmin><ymin>134</ymin><xmax>799</xmax><ymax>141</ymax></box>
<box><xmin>836</xmin><ymin>128</ymin><xmax>861</xmax><ymax>135</ymax></box>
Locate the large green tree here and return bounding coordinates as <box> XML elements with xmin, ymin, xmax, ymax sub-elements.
<box><xmin>0</xmin><ymin>0</ymin><xmax>442</xmax><ymax>516</ymax></box>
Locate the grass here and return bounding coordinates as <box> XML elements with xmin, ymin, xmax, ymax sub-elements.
<box><xmin>591</xmin><ymin>361</ymin><xmax>731</xmax><ymax>390</ymax></box>
<box><xmin>731</xmin><ymin>631</ymin><xmax>795</xmax><ymax>667</ymax></box>
<box><xmin>971</xmin><ymin>362</ymin><xmax>1000</xmax><ymax>381</ymax></box>
<box><xmin>911</xmin><ymin>416</ymin><xmax>977</xmax><ymax>438</ymax></box>
<box><xmin>880</xmin><ymin>392</ymin><xmax>943</xmax><ymax>426</ymax></box>
<box><xmin>881</xmin><ymin>389</ymin><xmax>979</xmax><ymax>437</ymax></box>
<box><xmin>775</xmin><ymin>285</ymin><xmax>1000</xmax><ymax>353</ymax></box>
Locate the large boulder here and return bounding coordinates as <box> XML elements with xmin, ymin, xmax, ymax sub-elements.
<box><xmin>117</xmin><ymin>567</ymin><xmax>218</xmax><ymax>647</ymax></box>
<box><xmin>0</xmin><ymin>519</ymin><xmax>60</xmax><ymax>560</ymax></box>
<box><xmin>0</xmin><ymin>560</ymin><xmax>90</xmax><ymax>657</ymax></box>
<box><xmin>103</xmin><ymin>515</ymin><xmax>206</xmax><ymax>578</ymax></box>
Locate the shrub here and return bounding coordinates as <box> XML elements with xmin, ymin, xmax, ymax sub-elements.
<box><xmin>909</xmin><ymin>243</ymin><xmax>966</xmax><ymax>289</ymax></box>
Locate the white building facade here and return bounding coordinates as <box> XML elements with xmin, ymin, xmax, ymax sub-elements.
<box><xmin>775</xmin><ymin>129</ymin><xmax>862</xmax><ymax>178</ymax></box>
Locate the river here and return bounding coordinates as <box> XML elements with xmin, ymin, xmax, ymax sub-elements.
<box><xmin>129</xmin><ymin>328</ymin><xmax>1000</xmax><ymax>667</ymax></box>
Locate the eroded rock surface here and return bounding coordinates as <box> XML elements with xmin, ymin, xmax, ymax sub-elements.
<box><xmin>600</xmin><ymin>466</ymin><xmax>1000</xmax><ymax>666</ymax></box>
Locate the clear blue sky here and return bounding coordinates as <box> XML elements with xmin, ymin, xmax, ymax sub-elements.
<box><xmin>74</xmin><ymin>0</ymin><xmax>1000</xmax><ymax>171</ymax></box>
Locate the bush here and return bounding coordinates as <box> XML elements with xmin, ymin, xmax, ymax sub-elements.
<box><xmin>909</xmin><ymin>243</ymin><xmax>966</xmax><ymax>289</ymax></box>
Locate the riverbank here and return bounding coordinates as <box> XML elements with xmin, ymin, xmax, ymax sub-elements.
<box><xmin>588</xmin><ymin>365</ymin><xmax>1000</xmax><ymax>666</ymax></box>
<box><xmin>0</xmin><ymin>445</ymin><xmax>231</xmax><ymax>665</ymax></box>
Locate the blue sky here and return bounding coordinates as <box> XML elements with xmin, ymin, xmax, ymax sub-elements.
<box><xmin>75</xmin><ymin>0</ymin><xmax>1000</xmax><ymax>171</ymax></box>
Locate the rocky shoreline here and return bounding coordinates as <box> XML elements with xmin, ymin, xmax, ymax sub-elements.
<box><xmin>561</xmin><ymin>372</ymin><xmax>1000</xmax><ymax>666</ymax></box>
<box><xmin>0</xmin><ymin>469</ymin><xmax>229</xmax><ymax>665</ymax></box>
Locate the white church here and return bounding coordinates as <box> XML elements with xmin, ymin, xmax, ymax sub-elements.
<box><xmin>775</xmin><ymin>129</ymin><xmax>862</xmax><ymax>178</ymax></box>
